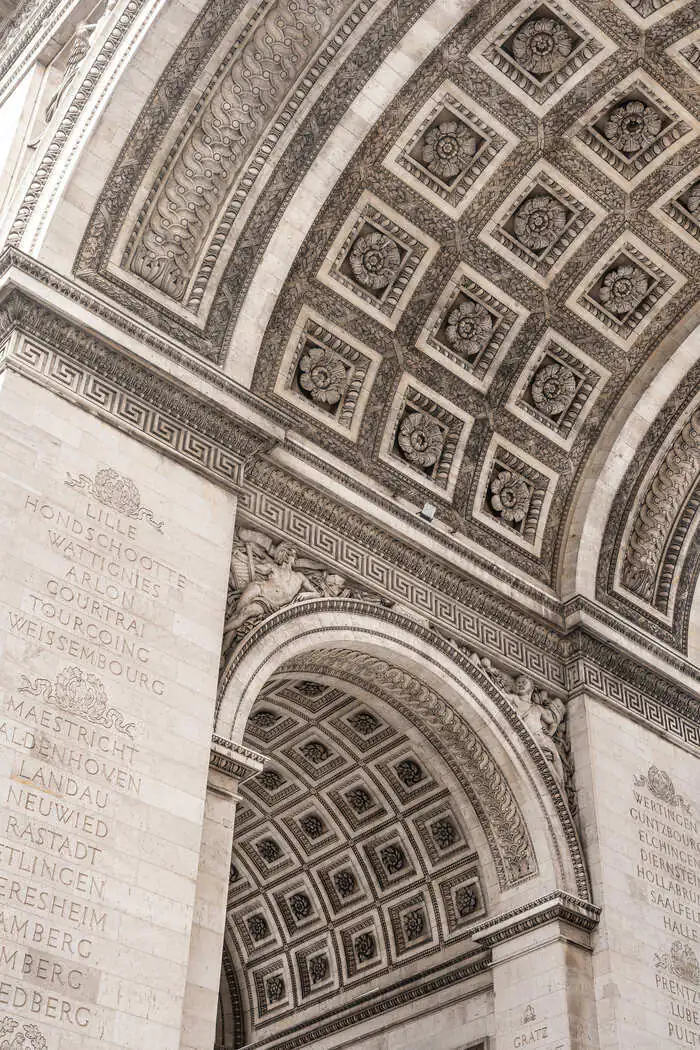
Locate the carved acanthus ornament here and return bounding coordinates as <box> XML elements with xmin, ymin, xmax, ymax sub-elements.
<box><xmin>621</xmin><ymin>407</ymin><xmax>700</xmax><ymax>604</ymax></box>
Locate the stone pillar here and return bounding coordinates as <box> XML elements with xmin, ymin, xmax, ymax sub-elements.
<box><xmin>0</xmin><ymin>356</ymin><xmax>239</xmax><ymax>1048</ymax></box>
<box><xmin>568</xmin><ymin>691</ymin><xmax>700</xmax><ymax>1050</ymax></box>
<box><xmin>472</xmin><ymin>894</ymin><xmax>600</xmax><ymax>1050</ymax></box>
<box><xmin>179</xmin><ymin>736</ymin><xmax>262</xmax><ymax>1050</ymax></box>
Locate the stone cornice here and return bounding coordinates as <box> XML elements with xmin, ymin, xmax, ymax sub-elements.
<box><xmin>0</xmin><ymin>249</ymin><xmax>293</xmax><ymax>430</ymax></box>
<box><xmin>469</xmin><ymin>892</ymin><xmax>601</xmax><ymax>949</ymax></box>
<box><xmin>210</xmin><ymin>733</ymin><xmax>264</xmax><ymax>783</ymax></box>
<box><xmin>0</xmin><ymin>284</ymin><xmax>272</xmax><ymax>489</ymax></box>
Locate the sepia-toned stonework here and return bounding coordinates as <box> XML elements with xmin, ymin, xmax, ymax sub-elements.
<box><xmin>0</xmin><ymin>0</ymin><xmax>698</xmax><ymax>1045</ymax></box>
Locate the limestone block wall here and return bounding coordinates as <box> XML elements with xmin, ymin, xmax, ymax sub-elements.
<box><xmin>570</xmin><ymin>695</ymin><xmax>700</xmax><ymax>1050</ymax></box>
<box><xmin>0</xmin><ymin>368</ymin><xmax>236</xmax><ymax>1049</ymax></box>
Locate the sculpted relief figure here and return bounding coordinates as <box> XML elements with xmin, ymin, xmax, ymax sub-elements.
<box><xmin>471</xmin><ymin>655</ymin><xmax>568</xmax><ymax>788</ymax></box>
<box><xmin>221</xmin><ymin>528</ymin><xmax>352</xmax><ymax>658</ymax></box>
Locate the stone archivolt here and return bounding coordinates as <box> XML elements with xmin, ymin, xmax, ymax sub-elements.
<box><xmin>620</xmin><ymin>405</ymin><xmax>700</xmax><ymax>610</ymax></box>
<box><xmin>124</xmin><ymin>0</ymin><xmax>366</xmax><ymax>308</ymax></box>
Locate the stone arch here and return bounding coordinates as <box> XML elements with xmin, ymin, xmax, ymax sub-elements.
<box><xmin>217</xmin><ymin>598</ymin><xmax>589</xmax><ymax>904</ymax></box>
<box><xmin>558</xmin><ymin>311</ymin><xmax>700</xmax><ymax>652</ymax></box>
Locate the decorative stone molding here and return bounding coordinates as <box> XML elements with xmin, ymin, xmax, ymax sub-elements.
<box><xmin>506</xmin><ymin>329</ymin><xmax>609</xmax><ymax>450</ymax></box>
<box><xmin>479</xmin><ymin>159</ymin><xmax>606</xmax><ymax>287</ymax></box>
<box><xmin>382</xmin><ymin>79</ymin><xmax>519</xmax><ymax>219</ymax></box>
<box><xmin>470</xmin><ymin>0</ymin><xmax>616</xmax><ymax>113</ymax></box>
<box><xmin>571</xmin><ymin>71</ymin><xmax>697</xmax><ymax>189</ymax></box>
<box><xmin>317</xmin><ymin>191</ymin><xmax>439</xmax><ymax>330</ymax></box>
<box><xmin>0</xmin><ymin>288</ymin><xmax>269</xmax><ymax>489</ymax></box>
<box><xmin>566</xmin><ymin>232</ymin><xmax>686</xmax><ymax>350</ymax></box>
<box><xmin>619</xmin><ymin>404</ymin><xmax>700</xmax><ymax>612</ymax></box>
<box><xmin>469</xmin><ymin>891</ymin><xmax>600</xmax><ymax>948</ymax></box>
<box><xmin>379</xmin><ymin>373</ymin><xmax>473</xmax><ymax>500</ymax></box>
<box><xmin>416</xmin><ymin>261</ymin><xmax>529</xmax><ymax>392</ymax></box>
<box><xmin>210</xmin><ymin>734</ymin><xmax>264</xmax><ymax>783</ymax></box>
<box><xmin>274</xmin><ymin>308</ymin><xmax>381</xmax><ymax>440</ymax></box>
<box><xmin>122</xmin><ymin>0</ymin><xmax>376</xmax><ymax>310</ymax></box>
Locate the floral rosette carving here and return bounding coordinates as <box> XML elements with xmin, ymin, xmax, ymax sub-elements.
<box><xmin>686</xmin><ymin>181</ymin><xmax>700</xmax><ymax>217</ymax></box>
<box><xmin>348</xmin><ymin>231</ymin><xmax>401</xmax><ymax>291</ymax></box>
<box><xmin>19</xmin><ymin>667</ymin><xmax>136</xmax><ymax>737</ymax></box>
<box><xmin>0</xmin><ymin>1019</ymin><xmax>48</xmax><ymax>1050</ymax></box>
<box><xmin>445</xmin><ymin>299</ymin><xmax>493</xmax><ymax>356</ymax></box>
<box><xmin>397</xmin><ymin>412</ymin><xmax>444</xmax><ymax>468</ymax></box>
<box><xmin>655</xmin><ymin>941</ymin><xmax>700</xmax><ymax>985</ymax></box>
<box><xmin>598</xmin><ymin>263</ymin><xmax>649</xmax><ymax>316</ymax></box>
<box><xmin>66</xmin><ymin>467</ymin><xmax>163</xmax><ymax>531</ymax></box>
<box><xmin>298</xmin><ymin>345</ymin><xmax>348</xmax><ymax>405</ymax></box>
<box><xmin>531</xmin><ymin>362</ymin><xmax>577</xmax><ymax>416</ymax></box>
<box><xmin>490</xmin><ymin>470</ymin><xmax>531</xmax><ymax>524</ymax></box>
<box><xmin>421</xmin><ymin>119</ymin><xmax>476</xmax><ymax>180</ymax></box>
<box><xmin>513</xmin><ymin>195</ymin><xmax>567</xmax><ymax>251</ymax></box>
<box><xmin>603</xmin><ymin>100</ymin><xmax>662</xmax><ymax>155</ymax></box>
<box><xmin>511</xmin><ymin>17</ymin><xmax>573</xmax><ymax>76</ymax></box>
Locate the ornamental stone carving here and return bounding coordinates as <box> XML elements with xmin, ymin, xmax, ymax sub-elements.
<box><xmin>687</xmin><ymin>181</ymin><xmax>700</xmax><ymax>216</ymax></box>
<box><xmin>421</xmin><ymin>120</ymin><xmax>477</xmax><ymax>180</ymax></box>
<box><xmin>298</xmin><ymin>346</ymin><xmax>348</xmax><ymax>405</ymax></box>
<box><xmin>490</xmin><ymin>470</ymin><xmax>532</xmax><ymax>525</ymax></box>
<box><xmin>348</xmin><ymin>232</ymin><xmax>402</xmax><ymax>292</ymax></box>
<box><xmin>511</xmin><ymin>17</ymin><xmax>573</xmax><ymax>77</ymax></box>
<box><xmin>603</xmin><ymin>100</ymin><xmax>662</xmax><ymax>155</ymax></box>
<box><xmin>221</xmin><ymin>527</ymin><xmax>377</xmax><ymax>658</ymax></box>
<box><xmin>445</xmin><ymin>299</ymin><xmax>493</xmax><ymax>356</ymax></box>
<box><xmin>513</xmin><ymin>195</ymin><xmax>568</xmax><ymax>252</ymax></box>
<box><xmin>19</xmin><ymin>667</ymin><xmax>135</xmax><ymax>737</ymax></box>
<box><xmin>0</xmin><ymin>1019</ymin><xmax>48</xmax><ymax>1050</ymax></box>
<box><xmin>397</xmin><ymin>412</ymin><xmax>445</xmax><ymax>468</ymax></box>
<box><xmin>530</xmin><ymin>362</ymin><xmax>577</xmax><ymax>417</ymax></box>
<box><xmin>620</xmin><ymin>407</ymin><xmax>700</xmax><ymax>604</ymax></box>
<box><xmin>127</xmin><ymin>0</ymin><xmax>359</xmax><ymax>303</ymax></box>
<box><xmin>66</xmin><ymin>467</ymin><xmax>163</xmax><ymax>530</ymax></box>
<box><xmin>470</xmin><ymin>655</ymin><xmax>570</xmax><ymax>792</ymax></box>
<box><xmin>599</xmin><ymin>263</ymin><xmax>649</xmax><ymax>315</ymax></box>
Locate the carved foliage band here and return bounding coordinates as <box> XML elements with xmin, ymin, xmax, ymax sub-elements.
<box><xmin>620</xmin><ymin>406</ymin><xmax>700</xmax><ymax>610</ymax></box>
<box><xmin>125</xmin><ymin>0</ymin><xmax>362</xmax><ymax>307</ymax></box>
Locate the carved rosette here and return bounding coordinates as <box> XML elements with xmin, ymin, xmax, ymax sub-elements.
<box><xmin>511</xmin><ymin>17</ymin><xmax>574</xmax><ymax>77</ymax></box>
<box><xmin>603</xmin><ymin>99</ymin><xmax>662</xmax><ymax>155</ymax></box>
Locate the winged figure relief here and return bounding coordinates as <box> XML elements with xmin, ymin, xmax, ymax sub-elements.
<box><xmin>221</xmin><ymin>529</ymin><xmax>351</xmax><ymax>657</ymax></box>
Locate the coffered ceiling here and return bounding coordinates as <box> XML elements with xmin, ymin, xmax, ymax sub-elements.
<box><xmin>5</xmin><ymin>0</ymin><xmax>699</xmax><ymax>650</ymax></box>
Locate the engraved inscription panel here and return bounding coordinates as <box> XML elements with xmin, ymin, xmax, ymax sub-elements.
<box><xmin>0</xmin><ymin>374</ymin><xmax>233</xmax><ymax>1047</ymax></box>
